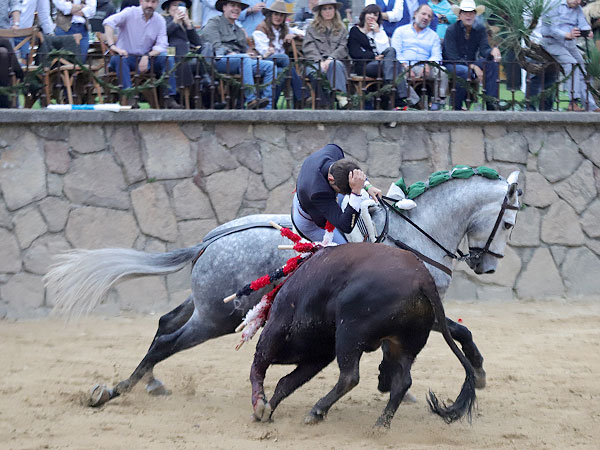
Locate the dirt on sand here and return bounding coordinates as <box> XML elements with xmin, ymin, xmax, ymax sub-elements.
<box><xmin>1</xmin><ymin>299</ymin><xmax>599</xmax><ymax>450</ymax></box>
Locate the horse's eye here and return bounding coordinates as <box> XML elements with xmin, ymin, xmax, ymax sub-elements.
<box><xmin>504</xmin><ymin>222</ymin><xmax>514</xmax><ymax>230</ymax></box>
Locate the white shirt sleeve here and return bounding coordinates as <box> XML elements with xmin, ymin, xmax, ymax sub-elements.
<box><xmin>37</xmin><ymin>0</ymin><xmax>55</xmax><ymax>34</ymax></box>
<box><xmin>252</xmin><ymin>29</ymin><xmax>270</xmax><ymax>56</ymax></box>
<box><xmin>81</xmin><ymin>0</ymin><xmax>97</xmax><ymax>19</ymax></box>
<box><xmin>53</xmin><ymin>0</ymin><xmax>73</xmax><ymax>15</ymax></box>
<box><xmin>365</xmin><ymin>0</ymin><xmax>405</xmax><ymax>23</ymax></box>
<box><xmin>372</xmin><ymin>28</ymin><xmax>390</xmax><ymax>53</ymax></box>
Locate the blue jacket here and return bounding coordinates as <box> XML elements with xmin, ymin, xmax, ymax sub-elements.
<box><xmin>296</xmin><ymin>144</ymin><xmax>359</xmax><ymax>233</ymax></box>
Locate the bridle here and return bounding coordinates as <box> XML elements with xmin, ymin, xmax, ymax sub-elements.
<box><xmin>376</xmin><ymin>191</ymin><xmax>519</xmax><ymax>276</ymax></box>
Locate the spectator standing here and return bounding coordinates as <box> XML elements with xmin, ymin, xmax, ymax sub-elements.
<box><xmin>103</xmin><ymin>0</ymin><xmax>181</xmax><ymax>108</ymax></box>
<box><xmin>428</xmin><ymin>0</ymin><xmax>455</xmax><ymax>40</ymax></box>
<box><xmin>391</xmin><ymin>3</ymin><xmax>447</xmax><ymax>109</ymax></box>
<box><xmin>0</xmin><ymin>0</ymin><xmax>20</xmax><ymax>30</ymax></box>
<box><xmin>364</xmin><ymin>0</ymin><xmax>436</xmax><ymax>38</ymax></box>
<box><xmin>442</xmin><ymin>0</ymin><xmax>501</xmax><ymax>110</ymax></box>
<box><xmin>302</xmin><ymin>0</ymin><xmax>349</xmax><ymax>108</ymax></box>
<box><xmin>200</xmin><ymin>0</ymin><xmax>274</xmax><ymax>109</ymax></box>
<box><xmin>348</xmin><ymin>4</ymin><xmax>415</xmax><ymax>106</ymax></box>
<box><xmin>15</xmin><ymin>0</ymin><xmax>54</xmax><ymax>60</ymax></box>
<box><xmin>199</xmin><ymin>0</ymin><xmax>219</xmax><ymax>25</ymax></box>
<box><xmin>239</xmin><ymin>0</ymin><xmax>293</xmax><ymax>34</ymax></box>
<box><xmin>53</xmin><ymin>0</ymin><xmax>97</xmax><ymax>62</ymax></box>
<box><xmin>542</xmin><ymin>0</ymin><xmax>599</xmax><ymax>111</ymax></box>
<box><xmin>252</xmin><ymin>1</ymin><xmax>303</xmax><ymax>104</ymax></box>
<box><xmin>0</xmin><ymin>0</ymin><xmax>22</xmax><ymax>107</ymax></box>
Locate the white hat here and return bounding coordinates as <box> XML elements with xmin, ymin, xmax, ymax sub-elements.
<box><xmin>451</xmin><ymin>0</ymin><xmax>486</xmax><ymax>16</ymax></box>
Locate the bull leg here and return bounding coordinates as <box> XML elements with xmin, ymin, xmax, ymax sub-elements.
<box><xmin>374</xmin><ymin>353</ymin><xmax>414</xmax><ymax>430</ymax></box>
<box><xmin>265</xmin><ymin>358</ymin><xmax>333</xmax><ymax>421</ymax></box>
<box><xmin>434</xmin><ymin>318</ymin><xmax>486</xmax><ymax>389</ymax></box>
<box><xmin>305</xmin><ymin>345</ymin><xmax>363</xmax><ymax>425</ymax></box>
<box><xmin>89</xmin><ymin>296</ymin><xmax>220</xmax><ymax>407</ymax></box>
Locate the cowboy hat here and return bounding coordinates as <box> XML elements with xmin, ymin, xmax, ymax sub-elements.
<box><xmin>312</xmin><ymin>0</ymin><xmax>343</xmax><ymax>13</ymax></box>
<box><xmin>451</xmin><ymin>0</ymin><xmax>485</xmax><ymax>16</ymax></box>
<box><xmin>264</xmin><ymin>1</ymin><xmax>292</xmax><ymax>14</ymax></box>
<box><xmin>215</xmin><ymin>0</ymin><xmax>250</xmax><ymax>12</ymax></box>
<box><xmin>161</xmin><ymin>0</ymin><xmax>191</xmax><ymax>11</ymax></box>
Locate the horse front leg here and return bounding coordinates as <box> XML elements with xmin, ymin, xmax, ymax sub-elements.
<box><xmin>433</xmin><ymin>317</ymin><xmax>486</xmax><ymax>389</ymax></box>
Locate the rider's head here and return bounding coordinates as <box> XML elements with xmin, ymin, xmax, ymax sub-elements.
<box><xmin>328</xmin><ymin>159</ymin><xmax>361</xmax><ymax>194</ymax></box>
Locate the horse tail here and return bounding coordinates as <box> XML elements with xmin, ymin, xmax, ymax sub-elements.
<box><xmin>44</xmin><ymin>245</ymin><xmax>203</xmax><ymax>318</ymax></box>
<box><xmin>422</xmin><ymin>279</ymin><xmax>476</xmax><ymax>424</ymax></box>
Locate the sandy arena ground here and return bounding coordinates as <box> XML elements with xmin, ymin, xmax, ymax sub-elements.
<box><xmin>1</xmin><ymin>299</ymin><xmax>599</xmax><ymax>450</ymax></box>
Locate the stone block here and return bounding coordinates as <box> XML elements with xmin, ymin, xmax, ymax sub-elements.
<box><xmin>400</xmin><ymin>160</ymin><xmax>434</xmax><ymax>184</ymax></box>
<box><xmin>430</xmin><ymin>131</ymin><xmax>450</xmax><ymax>170</ymax></box>
<box><xmin>579</xmin><ymin>131</ymin><xmax>600</xmax><ymax>167</ymax></box>
<box><xmin>173</xmin><ymin>178</ymin><xmax>214</xmax><ymax>220</ymax></box>
<box><xmin>1</xmin><ymin>273</ymin><xmax>45</xmax><ymax>316</ymax></box>
<box><xmin>561</xmin><ymin>247</ymin><xmax>600</xmax><ymax>297</ymax></box>
<box><xmin>44</xmin><ymin>140</ymin><xmax>71</xmax><ymax>174</ymax></box>
<box><xmin>554</xmin><ymin>160</ymin><xmax>597</xmax><ymax>214</ymax></box>
<box><xmin>566</xmin><ymin>125</ymin><xmax>595</xmax><ymax>146</ymax></box>
<box><xmin>523</xmin><ymin>171</ymin><xmax>558</xmax><ymax>208</ymax></box>
<box><xmin>111</xmin><ymin>125</ymin><xmax>146</xmax><ymax>184</ymax></box>
<box><xmin>286</xmin><ymin>124</ymin><xmax>332</xmax><ymax>161</ymax></box>
<box><xmin>515</xmin><ymin>247</ymin><xmax>564</xmax><ymax>299</ymax></box>
<box><xmin>131</xmin><ymin>183</ymin><xmax>178</xmax><ymax>242</ymax></box>
<box><xmin>581</xmin><ymin>199</ymin><xmax>600</xmax><ymax>238</ymax></box>
<box><xmin>180</xmin><ymin>123</ymin><xmax>205</xmax><ymax>141</ymax></box>
<box><xmin>178</xmin><ymin>218</ymin><xmax>218</xmax><ymax>247</ymax></box>
<box><xmin>69</xmin><ymin>125</ymin><xmax>106</xmax><ymax>153</ymax></box>
<box><xmin>537</xmin><ymin>132</ymin><xmax>582</xmax><ymax>182</ymax></box>
<box><xmin>265</xmin><ymin>179</ymin><xmax>295</xmax><ymax>214</ymax></box>
<box><xmin>478</xmin><ymin>245</ymin><xmax>522</xmax><ymax>286</ymax></box>
<box><xmin>64</xmin><ymin>152</ymin><xmax>129</xmax><ymax>210</ymax></box>
<box><xmin>245</xmin><ymin>172</ymin><xmax>269</xmax><ymax>202</ymax></box>
<box><xmin>205</xmin><ymin>167</ymin><xmax>250</xmax><ymax>222</ymax></box>
<box><xmin>13</xmin><ymin>206</ymin><xmax>47</xmax><ymax>249</ymax></box>
<box><xmin>215</xmin><ymin>123</ymin><xmax>253</xmax><ymax>148</ymax></box>
<box><xmin>114</xmin><ymin>276</ymin><xmax>169</xmax><ymax>314</ymax></box>
<box><xmin>450</xmin><ymin>128</ymin><xmax>485</xmax><ymax>167</ymax></box>
<box><xmin>0</xmin><ymin>131</ymin><xmax>46</xmax><ymax>210</ymax></box>
<box><xmin>65</xmin><ymin>206</ymin><xmax>138</xmax><ymax>249</ymax></box>
<box><xmin>511</xmin><ymin>206</ymin><xmax>541</xmax><ymax>247</ymax></box>
<box><xmin>260</xmin><ymin>142</ymin><xmax>294</xmax><ymax>189</ymax></box>
<box><xmin>47</xmin><ymin>174</ymin><xmax>63</xmax><ymax>196</ymax></box>
<box><xmin>367</xmin><ymin>141</ymin><xmax>402</xmax><ymax>178</ymax></box>
<box><xmin>166</xmin><ymin>265</ymin><xmax>192</xmax><ymax>296</ymax></box>
<box><xmin>33</xmin><ymin>125</ymin><xmax>68</xmax><ymax>141</ymax></box>
<box><xmin>0</xmin><ymin>227</ymin><xmax>21</xmax><ymax>273</ymax></box>
<box><xmin>444</xmin><ymin>272</ymin><xmax>478</xmax><ymax>301</ymax></box>
<box><xmin>254</xmin><ymin>124</ymin><xmax>286</xmax><ymax>146</ymax></box>
<box><xmin>487</xmin><ymin>129</ymin><xmax>528</xmax><ymax>164</ymax></box>
<box><xmin>39</xmin><ymin>197</ymin><xmax>70</xmax><ymax>232</ymax></box>
<box><xmin>550</xmin><ymin>245</ymin><xmax>568</xmax><ymax>266</ymax></box>
<box><xmin>233</xmin><ymin>141</ymin><xmax>263</xmax><ymax>174</ymax></box>
<box><xmin>0</xmin><ymin>200</ymin><xmax>11</xmax><ymax>228</ymax></box>
<box><xmin>541</xmin><ymin>200</ymin><xmax>585</xmax><ymax>246</ymax></box>
<box><xmin>197</xmin><ymin>139</ymin><xmax>238</xmax><ymax>177</ymax></box>
<box><xmin>140</xmin><ymin>123</ymin><xmax>194</xmax><ymax>180</ymax></box>
<box><xmin>332</xmin><ymin>125</ymin><xmax>369</xmax><ymax>161</ymax></box>
<box><xmin>23</xmin><ymin>234</ymin><xmax>71</xmax><ymax>275</ymax></box>
<box><xmin>586</xmin><ymin>237</ymin><xmax>600</xmax><ymax>257</ymax></box>
<box><xmin>522</xmin><ymin>127</ymin><xmax>549</xmax><ymax>154</ymax></box>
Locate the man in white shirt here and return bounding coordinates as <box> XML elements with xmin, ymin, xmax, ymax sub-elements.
<box><xmin>54</xmin><ymin>0</ymin><xmax>97</xmax><ymax>61</ymax></box>
<box><xmin>391</xmin><ymin>4</ymin><xmax>447</xmax><ymax>108</ymax></box>
<box><xmin>15</xmin><ymin>0</ymin><xmax>54</xmax><ymax>59</ymax></box>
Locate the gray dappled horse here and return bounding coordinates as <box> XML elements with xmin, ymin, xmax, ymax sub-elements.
<box><xmin>45</xmin><ymin>170</ymin><xmax>521</xmax><ymax>407</ymax></box>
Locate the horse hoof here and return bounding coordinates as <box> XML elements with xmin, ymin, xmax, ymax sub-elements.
<box><xmin>146</xmin><ymin>378</ymin><xmax>170</xmax><ymax>396</ymax></box>
<box><xmin>474</xmin><ymin>367</ymin><xmax>487</xmax><ymax>389</ymax></box>
<box><xmin>253</xmin><ymin>398</ymin><xmax>268</xmax><ymax>421</ymax></box>
<box><xmin>304</xmin><ymin>411</ymin><xmax>324</xmax><ymax>425</ymax></box>
<box><xmin>261</xmin><ymin>403</ymin><xmax>273</xmax><ymax>422</ymax></box>
<box><xmin>89</xmin><ymin>384</ymin><xmax>112</xmax><ymax>407</ymax></box>
<box><xmin>403</xmin><ymin>391</ymin><xmax>417</xmax><ymax>403</ymax></box>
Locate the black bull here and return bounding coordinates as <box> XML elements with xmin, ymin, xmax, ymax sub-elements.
<box><xmin>250</xmin><ymin>243</ymin><xmax>476</xmax><ymax>429</ymax></box>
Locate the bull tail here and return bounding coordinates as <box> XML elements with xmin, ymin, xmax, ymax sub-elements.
<box><xmin>44</xmin><ymin>245</ymin><xmax>202</xmax><ymax>318</ymax></box>
<box><xmin>422</xmin><ymin>280</ymin><xmax>476</xmax><ymax>424</ymax></box>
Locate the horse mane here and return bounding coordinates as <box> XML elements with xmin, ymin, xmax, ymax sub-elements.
<box><xmin>394</xmin><ymin>165</ymin><xmax>502</xmax><ymax>201</ymax></box>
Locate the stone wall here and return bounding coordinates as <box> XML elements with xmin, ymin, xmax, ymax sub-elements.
<box><xmin>1</xmin><ymin>110</ymin><xmax>599</xmax><ymax>318</ymax></box>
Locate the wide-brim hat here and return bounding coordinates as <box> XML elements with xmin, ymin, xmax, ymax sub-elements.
<box><xmin>215</xmin><ymin>0</ymin><xmax>250</xmax><ymax>12</ymax></box>
<box><xmin>161</xmin><ymin>0</ymin><xmax>192</xmax><ymax>11</ymax></box>
<box><xmin>451</xmin><ymin>0</ymin><xmax>485</xmax><ymax>16</ymax></box>
<box><xmin>264</xmin><ymin>1</ymin><xmax>292</xmax><ymax>14</ymax></box>
<box><xmin>312</xmin><ymin>0</ymin><xmax>343</xmax><ymax>13</ymax></box>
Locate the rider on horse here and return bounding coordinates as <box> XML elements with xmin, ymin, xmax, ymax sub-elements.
<box><xmin>292</xmin><ymin>144</ymin><xmax>383</xmax><ymax>244</ymax></box>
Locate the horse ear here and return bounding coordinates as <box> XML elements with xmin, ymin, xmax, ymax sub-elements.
<box><xmin>507</xmin><ymin>170</ymin><xmax>520</xmax><ymax>198</ymax></box>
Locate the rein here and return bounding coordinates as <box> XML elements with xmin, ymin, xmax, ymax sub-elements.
<box><xmin>377</xmin><ymin>192</ymin><xmax>518</xmax><ymax>276</ymax></box>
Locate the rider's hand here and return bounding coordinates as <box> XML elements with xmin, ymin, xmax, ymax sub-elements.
<box><xmin>366</xmin><ymin>185</ymin><xmax>381</xmax><ymax>203</ymax></box>
<box><xmin>348</xmin><ymin>169</ymin><xmax>366</xmax><ymax>195</ymax></box>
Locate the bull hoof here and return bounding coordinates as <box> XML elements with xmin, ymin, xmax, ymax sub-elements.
<box><xmin>474</xmin><ymin>367</ymin><xmax>487</xmax><ymax>389</ymax></box>
<box><xmin>146</xmin><ymin>378</ymin><xmax>170</xmax><ymax>396</ymax></box>
<box><xmin>89</xmin><ymin>384</ymin><xmax>112</xmax><ymax>407</ymax></box>
<box><xmin>403</xmin><ymin>391</ymin><xmax>417</xmax><ymax>403</ymax></box>
<box><xmin>304</xmin><ymin>410</ymin><xmax>324</xmax><ymax>425</ymax></box>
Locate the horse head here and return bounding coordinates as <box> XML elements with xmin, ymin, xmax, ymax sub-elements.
<box><xmin>465</xmin><ymin>171</ymin><xmax>522</xmax><ymax>274</ymax></box>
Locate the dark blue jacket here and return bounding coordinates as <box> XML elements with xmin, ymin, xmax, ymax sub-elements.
<box><xmin>296</xmin><ymin>144</ymin><xmax>358</xmax><ymax>233</ymax></box>
<box><xmin>442</xmin><ymin>20</ymin><xmax>492</xmax><ymax>65</ymax></box>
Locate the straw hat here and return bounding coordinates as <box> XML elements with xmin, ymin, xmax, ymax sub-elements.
<box><xmin>451</xmin><ymin>0</ymin><xmax>486</xmax><ymax>16</ymax></box>
<box><xmin>312</xmin><ymin>0</ymin><xmax>343</xmax><ymax>13</ymax></box>
<box><xmin>264</xmin><ymin>1</ymin><xmax>292</xmax><ymax>14</ymax></box>
<box><xmin>215</xmin><ymin>0</ymin><xmax>249</xmax><ymax>12</ymax></box>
